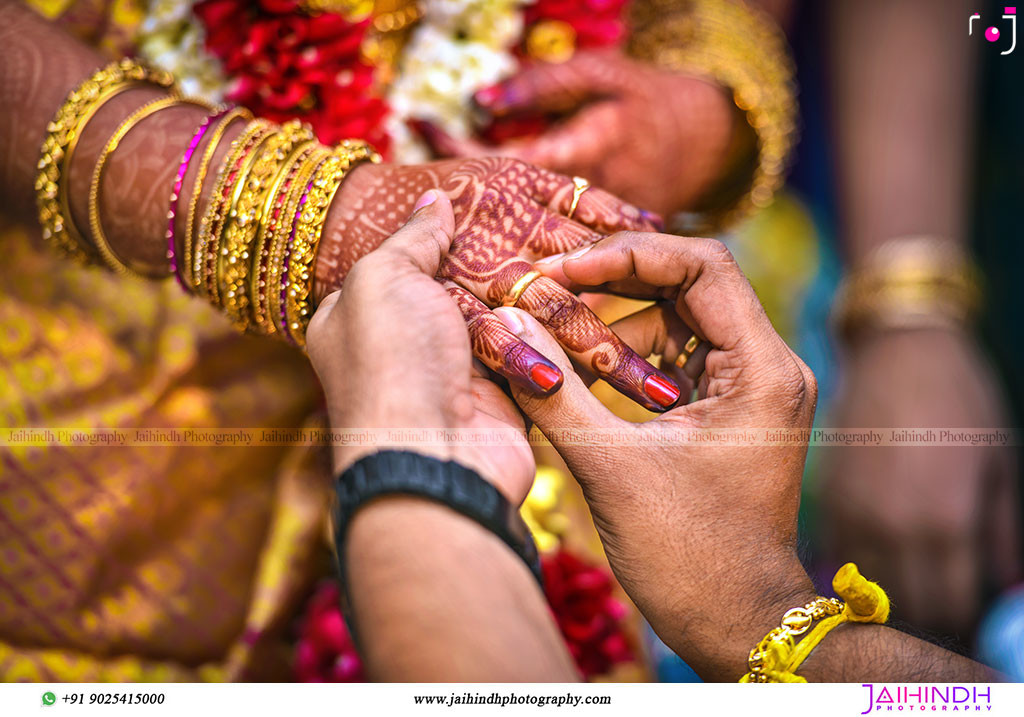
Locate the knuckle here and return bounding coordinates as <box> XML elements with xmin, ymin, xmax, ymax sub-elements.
<box><xmin>535</xmin><ymin>290</ymin><xmax>585</xmax><ymax>331</ymax></box>
<box><xmin>702</xmin><ymin>238</ymin><xmax>736</xmax><ymax>266</ymax></box>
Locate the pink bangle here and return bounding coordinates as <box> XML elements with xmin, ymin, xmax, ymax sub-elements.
<box><xmin>167</xmin><ymin>109</ymin><xmax>226</xmax><ymax>290</ymax></box>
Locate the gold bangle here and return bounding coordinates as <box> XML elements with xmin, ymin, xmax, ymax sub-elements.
<box><xmin>36</xmin><ymin>58</ymin><xmax>175</xmax><ymax>263</ymax></box>
<box><xmin>268</xmin><ymin>147</ymin><xmax>333</xmax><ymax>339</ymax></box>
<box><xmin>285</xmin><ymin>140</ymin><xmax>379</xmax><ymax>347</ymax></box>
<box><xmin>832</xmin><ymin>237</ymin><xmax>982</xmax><ymax>338</ymax></box>
<box><xmin>182</xmin><ymin>107</ymin><xmax>252</xmax><ymax>290</ymax></box>
<box><xmin>627</xmin><ymin>0</ymin><xmax>797</xmax><ymax>230</ymax></box>
<box><xmin>250</xmin><ymin>143</ymin><xmax>319</xmax><ymax>335</ymax></box>
<box><xmin>195</xmin><ymin>119</ymin><xmax>274</xmax><ymax>300</ymax></box>
<box><xmin>219</xmin><ymin>121</ymin><xmax>315</xmax><ymax>329</ymax></box>
<box><xmin>87</xmin><ymin>95</ymin><xmax>193</xmax><ymax>278</ymax></box>
<box><xmin>501</xmin><ymin>270</ymin><xmax>542</xmax><ymax>307</ymax></box>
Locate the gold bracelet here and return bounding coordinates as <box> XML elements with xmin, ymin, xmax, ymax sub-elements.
<box><xmin>833</xmin><ymin>237</ymin><xmax>982</xmax><ymax>338</ymax></box>
<box><xmin>268</xmin><ymin>147</ymin><xmax>333</xmax><ymax>339</ymax></box>
<box><xmin>250</xmin><ymin>143</ymin><xmax>319</xmax><ymax>335</ymax></box>
<box><xmin>36</xmin><ymin>58</ymin><xmax>175</xmax><ymax>263</ymax></box>
<box><xmin>87</xmin><ymin>95</ymin><xmax>198</xmax><ymax>277</ymax></box>
<box><xmin>284</xmin><ymin>140</ymin><xmax>379</xmax><ymax>347</ymax></box>
<box><xmin>219</xmin><ymin>120</ymin><xmax>315</xmax><ymax>329</ymax></box>
<box><xmin>195</xmin><ymin>120</ymin><xmax>274</xmax><ymax>300</ymax></box>
<box><xmin>627</xmin><ymin>0</ymin><xmax>797</xmax><ymax>231</ymax></box>
<box><xmin>182</xmin><ymin>107</ymin><xmax>253</xmax><ymax>290</ymax></box>
<box><xmin>741</xmin><ymin>563</ymin><xmax>890</xmax><ymax>683</ymax></box>
<box><xmin>744</xmin><ymin>596</ymin><xmax>845</xmax><ymax>683</ymax></box>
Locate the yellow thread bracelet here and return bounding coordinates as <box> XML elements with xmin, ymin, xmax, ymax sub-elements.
<box><xmin>741</xmin><ymin>563</ymin><xmax>890</xmax><ymax>683</ymax></box>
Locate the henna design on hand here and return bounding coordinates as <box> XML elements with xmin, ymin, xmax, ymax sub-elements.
<box><xmin>317</xmin><ymin>156</ymin><xmax>676</xmax><ymax>408</ymax></box>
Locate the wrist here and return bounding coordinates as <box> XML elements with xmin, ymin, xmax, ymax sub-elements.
<box><xmin>659</xmin><ymin>551</ymin><xmax>816</xmax><ymax>681</ymax></box>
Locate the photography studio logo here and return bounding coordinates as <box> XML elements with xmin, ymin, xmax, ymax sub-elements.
<box><xmin>970</xmin><ymin>7</ymin><xmax>1017</xmax><ymax>54</ymax></box>
<box><xmin>860</xmin><ymin>684</ymin><xmax>993</xmax><ymax>713</ymax></box>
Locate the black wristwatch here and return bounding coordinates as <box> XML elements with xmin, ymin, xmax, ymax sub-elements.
<box><xmin>334</xmin><ymin>450</ymin><xmax>543</xmax><ymax>586</ymax></box>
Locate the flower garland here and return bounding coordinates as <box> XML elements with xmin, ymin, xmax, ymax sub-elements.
<box><xmin>136</xmin><ymin>0</ymin><xmax>626</xmax><ymax>162</ymax></box>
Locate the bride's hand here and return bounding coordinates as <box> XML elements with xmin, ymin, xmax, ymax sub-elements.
<box><xmin>314</xmin><ymin>157</ymin><xmax>682</xmax><ymax>412</ymax></box>
<box><xmin>412</xmin><ymin>49</ymin><xmax>741</xmax><ymax>218</ymax></box>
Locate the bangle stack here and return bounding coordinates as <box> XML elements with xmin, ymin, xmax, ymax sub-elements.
<box><xmin>627</xmin><ymin>0</ymin><xmax>797</xmax><ymax>231</ymax></box>
<box><xmin>36</xmin><ymin>57</ymin><xmax>380</xmax><ymax>347</ymax></box>
<box><xmin>833</xmin><ymin>237</ymin><xmax>982</xmax><ymax>339</ymax></box>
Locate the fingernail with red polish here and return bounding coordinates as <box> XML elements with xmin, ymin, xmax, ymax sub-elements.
<box><xmin>414</xmin><ymin>190</ymin><xmax>437</xmax><ymax>212</ymax></box>
<box><xmin>474</xmin><ymin>86</ymin><xmax>503</xmax><ymax>108</ymax></box>
<box><xmin>643</xmin><ymin>373</ymin><xmax>680</xmax><ymax>408</ymax></box>
<box><xmin>530</xmin><ymin>362</ymin><xmax>563</xmax><ymax>392</ymax></box>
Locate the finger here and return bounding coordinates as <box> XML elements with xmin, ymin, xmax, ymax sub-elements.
<box><xmin>492</xmin><ymin>306</ymin><xmax>624</xmax><ymax>463</ymax></box>
<box><xmin>473</xmin><ymin>54</ymin><xmax>620</xmax><ymax>116</ymax></box>
<box><xmin>522</xmin><ymin>208</ymin><xmax>601</xmax><ymax>259</ymax></box>
<box><xmin>502</xmin><ymin>272</ymin><xmax>681</xmax><ymax>412</ymax></box>
<box><xmin>445</xmin><ymin>282</ymin><xmax>564</xmax><ymax>396</ymax></box>
<box><xmin>557</xmin><ymin>232</ymin><xmax>773</xmax><ymax>353</ymax></box>
<box><xmin>372</xmin><ymin>190</ymin><xmax>456</xmax><ymax>275</ymax></box>
<box><xmin>408</xmin><ymin>119</ymin><xmax>488</xmax><ymax>159</ymax></box>
<box><xmin>501</xmin><ymin>103</ymin><xmax>620</xmax><ymax>174</ymax></box>
<box><xmin>603</xmin><ymin>303</ymin><xmax>701</xmax><ymax>397</ymax></box>
<box><xmin>532</xmin><ymin>170</ymin><xmax>664</xmax><ymax>233</ymax></box>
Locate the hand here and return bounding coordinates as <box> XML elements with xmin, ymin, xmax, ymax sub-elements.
<box><xmin>315</xmin><ymin>157</ymin><xmax>682</xmax><ymax>412</ymax></box>
<box><xmin>497</xmin><ymin>232</ymin><xmax>820</xmax><ymax>681</ymax></box>
<box><xmin>306</xmin><ymin>190</ymin><xmax>535</xmax><ymax>503</ymax></box>
<box><xmin>412</xmin><ymin>49</ymin><xmax>741</xmax><ymax>217</ymax></box>
<box><xmin>822</xmin><ymin>328</ymin><xmax>1021</xmax><ymax>635</ymax></box>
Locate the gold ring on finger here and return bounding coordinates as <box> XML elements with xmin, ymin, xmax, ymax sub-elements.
<box><xmin>566</xmin><ymin>176</ymin><xmax>590</xmax><ymax>220</ymax></box>
<box><xmin>674</xmin><ymin>334</ymin><xmax>702</xmax><ymax>369</ymax></box>
<box><xmin>501</xmin><ymin>270</ymin><xmax>542</xmax><ymax>307</ymax></box>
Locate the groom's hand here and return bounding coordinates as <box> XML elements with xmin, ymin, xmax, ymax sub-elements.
<box><xmin>498</xmin><ymin>231</ymin><xmax>819</xmax><ymax>681</ymax></box>
<box><xmin>306</xmin><ymin>190</ymin><xmax>536</xmax><ymax>503</ymax></box>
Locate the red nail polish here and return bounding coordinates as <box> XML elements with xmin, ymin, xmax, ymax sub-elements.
<box><xmin>530</xmin><ymin>363</ymin><xmax>562</xmax><ymax>391</ymax></box>
<box><xmin>643</xmin><ymin>373</ymin><xmax>679</xmax><ymax>408</ymax></box>
<box><xmin>474</xmin><ymin>86</ymin><xmax>502</xmax><ymax>107</ymax></box>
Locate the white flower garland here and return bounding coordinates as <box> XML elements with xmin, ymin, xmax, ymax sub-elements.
<box><xmin>137</xmin><ymin>0</ymin><xmax>227</xmax><ymax>103</ymax></box>
<box><xmin>386</xmin><ymin>0</ymin><xmax>529</xmax><ymax>162</ymax></box>
<box><xmin>133</xmin><ymin>0</ymin><xmax>530</xmax><ymax>161</ymax></box>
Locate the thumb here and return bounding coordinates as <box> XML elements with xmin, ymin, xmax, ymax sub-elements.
<box><xmin>375</xmin><ymin>190</ymin><xmax>456</xmax><ymax>276</ymax></box>
<box><xmin>493</xmin><ymin>306</ymin><xmax>624</xmax><ymax>463</ymax></box>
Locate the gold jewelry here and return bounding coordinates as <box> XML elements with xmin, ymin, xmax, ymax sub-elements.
<box><xmin>268</xmin><ymin>147</ymin><xmax>333</xmax><ymax>338</ymax></box>
<box><xmin>566</xmin><ymin>176</ymin><xmax>590</xmax><ymax>220</ymax></box>
<box><xmin>674</xmin><ymin>334</ymin><xmax>701</xmax><ymax>369</ymax></box>
<box><xmin>501</xmin><ymin>270</ymin><xmax>542</xmax><ymax>307</ymax></box>
<box><xmin>744</xmin><ymin>596</ymin><xmax>845</xmax><ymax>683</ymax></box>
<box><xmin>88</xmin><ymin>95</ymin><xmax>200</xmax><ymax>278</ymax></box>
<box><xmin>36</xmin><ymin>58</ymin><xmax>175</xmax><ymax>263</ymax></box>
<box><xmin>219</xmin><ymin>121</ymin><xmax>315</xmax><ymax>329</ymax></box>
<box><xmin>195</xmin><ymin>120</ymin><xmax>274</xmax><ymax>300</ymax></box>
<box><xmin>183</xmin><ymin>107</ymin><xmax>252</xmax><ymax>290</ymax></box>
<box><xmin>833</xmin><ymin>237</ymin><xmax>981</xmax><ymax>338</ymax></box>
<box><xmin>627</xmin><ymin>0</ymin><xmax>797</xmax><ymax>231</ymax></box>
<box><xmin>250</xmin><ymin>143</ymin><xmax>318</xmax><ymax>335</ymax></box>
<box><xmin>285</xmin><ymin>140</ymin><xmax>379</xmax><ymax>347</ymax></box>
<box><xmin>741</xmin><ymin>563</ymin><xmax>889</xmax><ymax>683</ymax></box>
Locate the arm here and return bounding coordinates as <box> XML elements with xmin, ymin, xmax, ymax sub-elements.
<box><xmin>825</xmin><ymin>0</ymin><xmax>1020</xmax><ymax>633</ymax></box>
<box><xmin>506</xmin><ymin>231</ymin><xmax>999</xmax><ymax>682</ymax></box>
<box><xmin>0</xmin><ymin>0</ymin><xmax>685</xmax><ymax>411</ymax></box>
<box><xmin>305</xmin><ymin>191</ymin><xmax>576</xmax><ymax>681</ymax></box>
